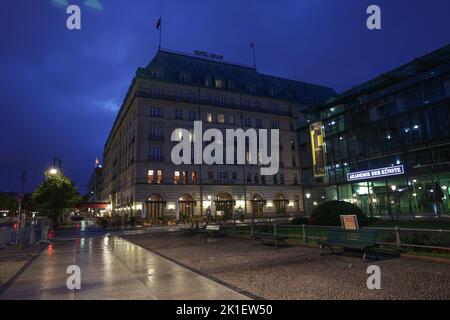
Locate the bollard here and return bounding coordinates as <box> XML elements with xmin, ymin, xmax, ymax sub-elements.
<box><xmin>302</xmin><ymin>224</ymin><xmax>307</xmax><ymax>243</ymax></box>
<box><xmin>395</xmin><ymin>226</ymin><xmax>402</xmax><ymax>251</ymax></box>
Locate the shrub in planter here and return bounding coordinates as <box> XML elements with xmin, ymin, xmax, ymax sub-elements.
<box><xmin>310</xmin><ymin>200</ymin><xmax>368</xmax><ymax>226</ymax></box>
<box><xmin>291</xmin><ymin>216</ymin><xmax>310</xmax><ymax>225</ymax></box>
<box><xmin>181</xmin><ymin>214</ymin><xmax>190</xmax><ymax>223</ymax></box>
<box><xmin>100</xmin><ymin>218</ymin><xmax>108</xmax><ymax>230</ymax></box>
<box><xmin>383</xmin><ymin>230</ymin><xmax>450</xmax><ymax>251</ymax></box>
<box><xmin>128</xmin><ymin>216</ymin><xmax>136</xmax><ymax>227</ymax></box>
<box><xmin>157</xmin><ymin>216</ymin><xmax>177</xmax><ymax>225</ymax></box>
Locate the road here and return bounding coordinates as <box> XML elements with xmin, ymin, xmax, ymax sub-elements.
<box><xmin>0</xmin><ymin>225</ymin><xmax>248</xmax><ymax>300</ymax></box>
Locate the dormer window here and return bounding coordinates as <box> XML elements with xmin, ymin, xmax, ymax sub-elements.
<box><xmin>179</xmin><ymin>72</ymin><xmax>191</xmax><ymax>83</ymax></box>
<box><xmin>205</xmin><ymin>76</ymin><xmax>212</xmax><ymax>87</ymax></box>
<box><xmin>151</xmin><ymin>69</ymin><xmax>163</xmax><ymax>79</ymax></box>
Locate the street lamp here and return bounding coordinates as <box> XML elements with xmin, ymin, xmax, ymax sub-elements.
<box><xmin>48</xmin><ymin>168</ymin><xmax>59</xmax><ymax>175</ymax></box>
<box><xmin>305</xmin><ymin>193</ymin><xmax>312</xmax><ymax>216</ymax></box>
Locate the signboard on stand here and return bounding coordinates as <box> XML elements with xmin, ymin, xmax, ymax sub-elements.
<box><xmin>340</xmin><ymin>215</ymin><xmax>360</xmax><ymax>231</ymax></box>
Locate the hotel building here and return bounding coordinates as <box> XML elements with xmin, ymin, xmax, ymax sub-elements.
<box><xmin>100</xmin><ymin>49</ymin><xmax>335</xmax><ymax>222</ymax></box>
<box><xmin>299</xmin><ymin>44</ymin><xmax>450</xmax><ymax>217</ymax></box>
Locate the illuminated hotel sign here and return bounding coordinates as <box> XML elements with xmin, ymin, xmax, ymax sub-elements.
<box><xmin>194</xmin><ymin>50</ymin><xmax>224</xmax><ymax>61</ymax></box>
<box><xmin>347</xmin><ymin>165</ymin><xmax>405</xmax><ymax>182</ymax></box>
<box><xmin>310</xmin><ymin>122</ymin><xmax>326</xmax><ymax>177</ymax></box>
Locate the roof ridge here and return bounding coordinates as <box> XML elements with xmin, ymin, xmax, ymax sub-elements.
<box><xmin>158</xmin><ymin>48</ymin><xmax>256</xmax><ymax>70</ymax></box>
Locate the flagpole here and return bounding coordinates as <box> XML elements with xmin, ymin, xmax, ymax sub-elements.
<box><xmin>158</xmin><ymin>18</ymin><xmax>162</xmax><ymax>50</ymax></box>
<box><xmin>252</xmin><ymin>41</ymin><xmax>256</xmax><ymax>70</ymax></box>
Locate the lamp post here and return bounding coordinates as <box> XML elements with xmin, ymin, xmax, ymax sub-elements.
<box><xmin>391</xmin><ymin>185</ymin><xmax>398</xmax><ymax>219</ymax></box>
<box><xmin>305</xmin><ymin>193</ymin><xmax>311</xmax><ymax>216</ymax></box>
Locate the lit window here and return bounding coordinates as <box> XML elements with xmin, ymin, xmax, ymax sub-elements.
<box><xmin>215</xmin><ymin>79</ymin><xmax>223</xmax><ymax>88</ymax></box>
<box><xmin>183</xmin><ymin>171</ymin><xmax>188</xmax><ymax>184</ymax></box>
<box><xmin>207</xmin><ymin>113</ymin><xmax>213</xmax><ymax>123</ymax></box>
<box><xmin>192</xmin><ymin>171</ymin><xmax>197</xmax><ymax>184</ymax></box>
<box><xmin>156</xmin><ymin>170</ymin><xmax>163</xmax><ymax>184</ymax></box>
<box><xmin>174</xmin><ymin>171</ymin><xmax>180</xmax><ymax>184</ymax></box>
<box><xmin>147</xmin><ymin>170</ymin><xmax>154</xmax><ymax>184</ymax></box>
<box><xmin>218</xmin><ymin>114</ymin><xmax>225</xmax><ymax>123</ymax></box>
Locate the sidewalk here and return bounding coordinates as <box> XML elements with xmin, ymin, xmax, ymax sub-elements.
<box><xmin>0</xmin><ymin>244</ymin><xmax>46</xmax><ymax>294</ymax></box>
<box><xmin>0</xmin><ymin>236</ymin><xmax>248</xmax><ymax>300</ymax></box>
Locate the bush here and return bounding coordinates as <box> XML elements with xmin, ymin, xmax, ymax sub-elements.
<box><xmin>157</xmin><ymin>216</ymin><xmax>177</xmax><ymax>224</ymax></box>
<box><xmin>128</xmin><ymin>216</ymin><xmax>136</xmax><ymax>226</ymax></box>
<box><xmin>383</xmin><ymin>230</ymin><xmax>450</xmax><ymax>251</ymax></box>
<box><xmin>291</xmin><ymin>216</ymin><xmax>310</xmax><ymax>225</ymax></box>
<box><xmin>99</xmin><ymin>218</ymin><xmax>108</xmax><ymax>230</ymax></box>
<box><xmin>310</xmin><ymin>201</ymin><xmax>368</xmax><ymax>226</ymax></box>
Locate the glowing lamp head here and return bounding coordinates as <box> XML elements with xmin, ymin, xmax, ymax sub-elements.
<box><xmin>48</xmin><ymin>168</ymin><xmax>59</xmax><ymax>175</ymax></box>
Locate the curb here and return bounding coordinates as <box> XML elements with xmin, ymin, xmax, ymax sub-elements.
<box><xmin>400</xmin><ymin>253</ymin><xmax>450</xmax><ymax>265</ymax></box>
<box><xmin>0</xmin><ymin>243</ymin><xmax>47</xmax><ymax>298</ymax></box>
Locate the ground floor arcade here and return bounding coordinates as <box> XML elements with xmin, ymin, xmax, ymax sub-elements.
<box><xmin>107</xmin><ymin>185</ymin><xmax>303</xmax><ymax>224</ymax></box>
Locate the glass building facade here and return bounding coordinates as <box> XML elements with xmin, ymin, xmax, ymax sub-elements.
<box><xmin>299</xmin><ymin>45</ymin><xmax>450</xmax><ymax>217</ymax></box>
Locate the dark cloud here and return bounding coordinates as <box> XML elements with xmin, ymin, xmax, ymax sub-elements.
<box><xmin>1</xmin><ymin>0</ymin><xmax>449</xmax><ymax>193</ymax></box>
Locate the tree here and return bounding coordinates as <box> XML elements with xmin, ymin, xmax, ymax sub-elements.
<box><xmin>32</xmin><ymin>172</ymin><xmax>81</xmax><ymax>226</ymax></box>
<box><xmin>0</xmin><ymin>192</ymin><xmax>16</xmax><ymax>214</ymax></box>
<box><xmin>310</xmin><ymin>200</ymin><xmax>369</xmax><ymax>227</ymax></box>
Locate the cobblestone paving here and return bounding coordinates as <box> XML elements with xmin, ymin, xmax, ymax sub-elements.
<box><xmin>0</xmin><ymin>244</ymin><xmax>45</xmax><ymax>290</ymax></box>
<box><xmin>125</xmin><ymin>233</ymin><xmax>450</xmax><ymax>300</ymax></box>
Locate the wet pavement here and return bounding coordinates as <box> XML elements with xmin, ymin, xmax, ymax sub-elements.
<box><xmin>0</xmin><ymin>236</ymin><xmax>248</xmax><ymax>300</ymax></box>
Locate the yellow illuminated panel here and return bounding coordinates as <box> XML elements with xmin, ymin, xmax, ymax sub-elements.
<box><xmin>310</xmin><ymin>122</ymin><xmax>326</xmax><ymax>177</ymax></box>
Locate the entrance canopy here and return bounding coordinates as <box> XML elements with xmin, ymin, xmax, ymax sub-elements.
<box><xmin>76</xmin><ymin>202</ymin><xmax>109</xmax><ymax>209</ymax></box>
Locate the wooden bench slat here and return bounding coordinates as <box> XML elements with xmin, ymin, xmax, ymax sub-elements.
<box><xmin>321</xmin><ymin>229</ymin><xmax>378</xmax><ymax>260</ymax></box>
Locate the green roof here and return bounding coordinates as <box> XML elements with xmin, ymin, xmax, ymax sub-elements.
<box><xmin>315</xmin><ymin>43</ymin><xmax>450</xmax><ymax>110</ymax></box>
<box><xmin>137</xmin><ymin>49</ymin><xmax>336</xmax><ymax>105</ymax></box>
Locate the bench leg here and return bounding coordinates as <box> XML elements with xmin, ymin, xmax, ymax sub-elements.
<box><xmin>363</xmin><ymin>252</ymin><xmax>368</xmax><ymax>261</ymax></box>
<box><xmin>320</xmin><ymin>245</ymin><xmax>334</xmax><ymax>256</ymax></box>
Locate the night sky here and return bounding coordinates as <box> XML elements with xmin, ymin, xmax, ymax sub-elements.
<box><xmin>0</xmin><ymin>0</ymin><xmax>449</xmax><ymax>194</ymax></box>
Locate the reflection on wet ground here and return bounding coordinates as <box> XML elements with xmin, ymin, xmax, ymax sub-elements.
<box><xmin>1</xmin><ymin>236</ymin><xmax>247</xmax><ymax>300</ymax></box>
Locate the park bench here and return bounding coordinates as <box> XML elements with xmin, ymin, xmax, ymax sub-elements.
<box><xmin>182</xmin><ymin>221</ymin><xmax>207</xmax><ymax>235</ymax></box>
<box><xmin>320</xmin><ymin>229</ymin><xmax>378</xmax><ymax>261</ymax></box>
<box><xmin>199</xmin><ymin>224</ymin><xmax>225</xmax><ymax>240</ymax></box>
<box><xmin>252</xmin><ymin>233</ymin><xmax>289</xmax><ymax>248</ymax></box>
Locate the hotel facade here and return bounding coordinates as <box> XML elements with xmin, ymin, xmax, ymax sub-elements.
<box><xmin>100</xmin><ymin>49</ymin><xmax>335</xmax><ymax>222</ymax></box>
<box><xmin>299</xmin><ymin>45</ymin><xmax>450</xmax><ymax>217</ymax></box>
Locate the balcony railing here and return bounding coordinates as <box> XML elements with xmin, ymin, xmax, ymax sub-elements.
<box><xmin>147</xmin><ymin>155</ymin><xmax>165</xmax><ymax>163</ymax></box>
<box><xmin>148</xmin><ymin>134</ymin><xmax>165</xmax><ymax>141</ymax></box>
<box><xmin>136</xmin><ymin>91</ymin><xmax>293</xmax><ymax>117</ymax></box>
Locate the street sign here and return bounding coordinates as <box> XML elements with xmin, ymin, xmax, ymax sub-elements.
<box><xmin>17</xmin><ymin>193</ymin><xmax>24</xmax><ymax>202</ymax></box>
